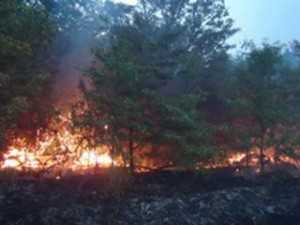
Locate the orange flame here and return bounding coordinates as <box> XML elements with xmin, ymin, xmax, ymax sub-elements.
<box><xmin>1</xmin><ymin>115</ymin><xmax>119</xmax><ymax>173</ymax></box>
<box><xmin>1</xmin><ymin>114</ymin><xmax>299</xmax><ymax>174</ymax></box>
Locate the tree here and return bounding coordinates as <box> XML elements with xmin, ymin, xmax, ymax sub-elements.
<box><xmin>0</xmin><ymin>0</ymin><xmax>105</xmax><ymax>150</ymax></box>
<box><xmin>293</xmin><ymin>40</ymin><xmax>300</xmax><ymax>58</ymax></box>
<box><xmin>0</xmin><ymin>0</ymin><xmax>56</xmax><ymax>149</ymax></box>
<box><xmin>78</xmin><ymin>0</ymin><xmax>236</xmax><ymax>173</ymax></box>
<box><xmin>82</xmin><ymin>37</ymin><xmax>213</xmax><ymax>173</ymax></box>
<box><xmin>228</xmin><ymin>43</ymin><xmax>300</xmax><ymax>172</ymax></box>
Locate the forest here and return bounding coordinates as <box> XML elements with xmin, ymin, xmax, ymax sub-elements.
<box><xmin>1</xmin><ymin>0</ymin><xmax>300</xmax><ymax>225</ymax></box>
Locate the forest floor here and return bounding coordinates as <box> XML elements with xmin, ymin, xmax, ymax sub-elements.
<box><xmin>1</xmin><ymin>169</ymin><xmax>300</xmax><ymax>225</ymax></box>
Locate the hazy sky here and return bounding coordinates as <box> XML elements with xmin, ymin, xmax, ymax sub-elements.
<box><xmin>114</xmin><ymin>0</ymin><xmax>300</xmax><ymax>45</ymax></box>
<box><xmin>226</xmin><ymin>0</ymin><xmax>300</xmax><ymax>46</ymax></box>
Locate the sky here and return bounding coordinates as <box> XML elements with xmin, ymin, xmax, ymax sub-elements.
<box><xmin>114</xmin><ymin>0</ymin><xmax>300</xmax><ymax>46</ymax></box>
<box><xmin>226</xmin><ymin>0</ymin><xmax>300</xmax><ymax>46</ymax></box>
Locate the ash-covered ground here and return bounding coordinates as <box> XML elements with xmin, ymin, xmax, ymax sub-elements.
<box><xmin>1</xmin><ymin>169</ymin><xmax>300</xmax><ymax>225</ymax></box>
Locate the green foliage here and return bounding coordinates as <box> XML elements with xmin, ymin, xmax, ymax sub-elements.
<box><xmin>226</xmin><ymin>43</ymin><xmax>300</xmax><ymax>170</ymax></box>
<box><xmin>0</xmin><ymin>0</ymin><xmax>55</xmax><ymax>149</ymax></box>
<box><xmin>0</xmin><ymin>0</ymin><xmax>104</xmax><ymax>149</ymax></box>
<box><xmin>2</xmin><ymin>0</ymin><xmax>300</xmax><ymax>173</ymax></box>
<box><xmin>79</xmin><ymin>0</ymin><xmax>236</xmax><ymax>171</ymax></box>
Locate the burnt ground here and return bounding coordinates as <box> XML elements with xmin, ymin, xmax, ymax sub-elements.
<box><xmin>0</xmin><ymin>168</ymin><xmax>300</xmax><ymax>225</ymax></box>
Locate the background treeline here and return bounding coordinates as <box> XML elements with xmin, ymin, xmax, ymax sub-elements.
<box><xmin>1</xmin><ymin>0</ymin><xmax>300</xmax><ymax>173</ymax></box>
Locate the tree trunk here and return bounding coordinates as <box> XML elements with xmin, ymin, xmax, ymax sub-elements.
<box><xmin>258</xmin><ymin>123</ymin><xmax>266</xmax><ymax>174</ymax></box>
<box><xmin>259</xmin><ymin>138</ymin><xmax>265</xmax><ymax>173</ymax></box>
<box><xmin>111</xmin><ymin>148</ymin><xmax>115</xmax><ymax>169</ymax></box>
<box><xmin>129</xmin><ymin>142</ymin><xmax>134</xmax><ymax>174</ymax></box>
<box><xmin>109</xmin><ymin>145</ymin><xmax>115</xmax><ymax>169</ymax></box>
<box><xmin>259</xmin><ymin>147</ymin><xmax>264</xmax><ymax>172</ymax></box>
<box><xmin>128</xmin><ymin>129</ymin><xmax>134</xmax><ymax>175</ymax></box>
<box><xmin>246</xmin><ymin>148</ymin><xmax>250</xmax><ymax>168</ymax></box>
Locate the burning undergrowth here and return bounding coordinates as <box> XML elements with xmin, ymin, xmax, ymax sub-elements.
<box><xmin>1</xmin><ymin>109</ymin><xmax>126</xmax><ymax>175</ymax></box>
<box><xmin>2</xmin><ymin>115</ymin><xmax>300</xmax><ymax>177</ymax></box>
<box><xmin>1</xmin><ymin>96</ymin><xmax>300</xmax><ymax>178</ymax></box>
<box><xmin>0</xmin><ymin>108</ymin><xmax>172</xmax><ymax>176</ymax></box>
<box><xmin>197</xmin><ymin>149</ymin><xmax>300</xmax><ymax>179</ymax></box>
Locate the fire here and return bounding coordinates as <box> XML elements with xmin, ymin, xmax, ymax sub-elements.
<box><xmin>2</xmin><ymin>148</ymin><xmax>115</xmax><ymax>171</ymax></box>
<box><xmin>228</xmin><ymin>153</ymin><xmax>247</xmax><ymax>164</ymax></box>
<box><xmin>75</xmin><ymin>152</ymin><xmax>113</xmax><ymax>168</ymax></box>
<box><xmin>1</xmin><ymin>112</ymin><xmax>299</xmax><ymax>174</ymax></box>
<box><xmin>2</xmin><ymin>148</ymin><xmax>40</xmax><ymax>170</ymax></box>
<box><xmin>1</xmin><ymin>114</ymin><xmax>119</xmax><ymax>173</ymax></box>
<box><xmin>212</xmin><ymin>148</ymin><xmax>300</xmax><ymax>172</ymax></box>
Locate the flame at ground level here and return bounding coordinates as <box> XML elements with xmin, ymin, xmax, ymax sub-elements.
<box><xmin>1</xmin><ymin>115</ymin><xmax>122</xmax><ymax>173</ymax></box>
<box><xmin>77</xmin><ymin>152</ymin><xmax>113</xmax><ymax>168</ymax></box>
<box><xmin>1</xmin><ymin>116</ymin><xmax>300</xmax><ymax>175</ymax></box>
<box><xmin>197</xmin><ymin>148</ymin><xmax>300</xmax><ymax>173</ymax></box>
<box><xmin>1</xmin><ymin>148</ymin><xmax>115</xmax><ymax>171</ymax></box>
<box><xmin>3</xmin><ymin>145</ymin><xmax>300</xmax><ymax>175</ymax></box>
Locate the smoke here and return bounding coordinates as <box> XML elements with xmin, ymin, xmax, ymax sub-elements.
<box><xmin>50</xmin><ymin>1</ymin><xmax>102</xmax><ymax>111</ymax></box>
<box><xmin>50</xmin><ymin>0</ymin><xmax>137</xmax><ymax>111</ymax></box>
<box><xmin>52</xmin><ymin>30</ymin><xmax>94</xmax><ymax>111</ymax></box>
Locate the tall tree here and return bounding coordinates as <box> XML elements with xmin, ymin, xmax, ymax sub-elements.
<box><xmin>79</xmin><ymin>0</ymin><xmax>236</xmax><ymax>172</ymax></box>
<box><xmin>0</xmin><ymin>0</ymin><xmax>57</xmax><ymax>149</ymax></box>
<box><xmin>228</xmin><ymin>43</ymin><xmax>300</xmax><ymax>172</ymax></box>
<box><xmin>0</xmin><ymin>0</ymin><xmax>103</xmax><ymax>150</ymax></box>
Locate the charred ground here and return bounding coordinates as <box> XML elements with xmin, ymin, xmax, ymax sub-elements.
<box><xmin>1</xmin><ymin>169</ymin><xmax>300</xmax><ymax>225</ymax></box>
